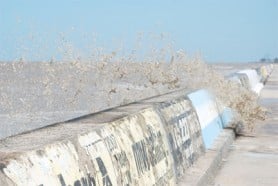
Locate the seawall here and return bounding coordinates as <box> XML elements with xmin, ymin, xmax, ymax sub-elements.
<box><xmin>0</xmin><ymin>64</ymin><xmax>274</xmax><ymax>185</ymax></box>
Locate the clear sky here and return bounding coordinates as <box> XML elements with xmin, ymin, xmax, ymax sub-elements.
<box><xmin>0</xmin><ymin>0</ymin><xmax>277</xmax><ymax>62</ymax></box>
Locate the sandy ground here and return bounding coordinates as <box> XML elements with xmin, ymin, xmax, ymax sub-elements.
<box><xmin>0</xmin><ymin>61</ymin><xmax>265</xmax><ymax>139</ymax></box>
<box><xmin>213</xmin><ymin>64</ymin><xmax>278</xmax><ymax>186</ymax></box>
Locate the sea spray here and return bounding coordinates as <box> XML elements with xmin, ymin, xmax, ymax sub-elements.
<box><xmin>0</xmin><ymin>51</ymin><xmax>265</xmax><ymax>134</ymax></box>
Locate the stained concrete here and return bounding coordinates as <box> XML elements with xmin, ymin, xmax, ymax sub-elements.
<box><xmin>178</xmin><ymin>129</ymin><xmax>235</xmax><ymax>186</ymax></box>
<box><xmin>0</xmin><ymin>88</ymin><xmax>204</xmax><ymax>185</ymax></box>
<box><xmin>213</xmin><ymin>64</ymin><xmax>278</xmax><ymax>186</ymax></box>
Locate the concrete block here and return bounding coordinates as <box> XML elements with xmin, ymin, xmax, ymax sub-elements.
<box><xmin>0</xmin><ymin>90</ymin><xmax>206</xmax><ymax>185</ymax></box>
<box><xmin>188</xmin><ymin>90</ymin><xmax>223</xmax><ymax>149</ymax></box>
<box><xmin>237</xmin><ymin>69</ymin><xmax>263</xmax><ymax>94</ymax></box>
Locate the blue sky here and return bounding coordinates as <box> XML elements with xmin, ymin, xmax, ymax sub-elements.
<box><xmin>0</xmin><ymin>0</ymin><xmax>277</xmax><ymax>62</ymax></box>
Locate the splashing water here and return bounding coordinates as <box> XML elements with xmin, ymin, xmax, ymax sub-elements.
<box><xmin>0</xmin><ymin>52</ymin><xmax>265</xmax><ymax>134</ymax></box>
<box><xmin>0</xmin><ymin>34</ymin><xmax>266</xmax><ymax>136</ymax></box>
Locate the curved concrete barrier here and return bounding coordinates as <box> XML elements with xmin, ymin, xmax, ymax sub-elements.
<box><xmin>76</xmin><ymin>108</ymin><xmax>176</xmax><ymax>186</ymax></box>
<box><xmin>0</xmin><ymin>90</ymin><xmax>205</xmax><ymax>185</ymax></box>
<box><xmin>223</xmin><ymin>64</ymin><xmax>274</xmax><ymax>129</ymax></box>
<box><xmin>0</xmin><ymin>107</ymin><xmax>175</xmax><ymax>185</ymax></box>
<box><xmin>154</xmin><ymin>95</ymin><xmax>205</xmax><ymax>178</ymax></box>
<box><xmin>228</xmin><ymin>64</ymin><xmax>274</xmax><ymax>95</ymax></box>
<box><xmin>227</xmin><ymin>73</ymin><xmax>250</xmax><ymax>89</ymax></box>
<box><xmin>237</xmin><ymin>69</ymin><xmax>264</xmax><ymax>94</ymax></box>
<box><xmin>188</xmin><ymin>90</ymin><xmax>223</xmax><ymax>149</ymax></box>
<box><xmin>0</xmin><ymin>65</ymin><xmax>274</xmax><ymax>185</ymax></box>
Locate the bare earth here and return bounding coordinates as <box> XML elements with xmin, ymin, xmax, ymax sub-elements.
<box><xmin>213</xmin><ymin>64</ymin><xmax>278</xmax><ymax>186</ymax></box>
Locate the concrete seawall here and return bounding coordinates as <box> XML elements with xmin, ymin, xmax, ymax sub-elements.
<box><xmin>0</xmin><ymin>64</ymin><xmax>273</xmax><ymax>185</ymax></box>
<box><xmin>213</xmin><ymin>64</ymin><xmax>278</xmax><ymax>185</ymax></box>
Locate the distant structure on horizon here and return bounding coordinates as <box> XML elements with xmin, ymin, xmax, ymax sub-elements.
<box><xmin>260</xmin><ymin>57</ymin><xmax>278</xmax><ymax>63</ymax></box>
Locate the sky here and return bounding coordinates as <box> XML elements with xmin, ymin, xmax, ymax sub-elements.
<box><xmin>0</xmin><ymin>0</ymin><xmax>277</xmax><ymax>62</ymax></box>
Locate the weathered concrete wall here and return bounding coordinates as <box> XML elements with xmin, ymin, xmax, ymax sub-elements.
<box><xmin>154</xmin><ymin>95</ymin><xmax>205</xmax><ymax>179</ymax></box>
<box><xmin>227</xmin><ymin>64</ymin><xmax>274</xmax><ymax>95</ymax></box>
<box><xmin>0</xmin><ymin>91</ymin><xmax>204</xmax><ymax>185</ymax></box>
<box><xmin>237</xmin><ymin>69</ymin><xmax>264</xmax><ymax>94</ymax></box>
<box><xmin>0</xmin><ymin>64</ymin><xmax>274</xmax><ymax>186</ymax></box>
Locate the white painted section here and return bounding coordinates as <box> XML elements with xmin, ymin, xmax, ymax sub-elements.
<box><xmin>237</xmin><ymin>69</ymin><xmax>264</xmax><ymax>94</ymax></box>
<box><xmin>188</xmin><ymin>89</ymin><xmax>221</xmax><ymax>130</ymax></box>
<box><xmin>218</xmin><ymin>105</ymin><xmax>236</xmax><ymax>128</ymax></box>
<box><xmin>188</xmin><ymin>89</ymin><xmax>223</xmax><ymax>148</ymax></box>
<box><xmin>253</xmin><ymin>83</ymin><xmax>264</xmax><ymax>94</ymax></box>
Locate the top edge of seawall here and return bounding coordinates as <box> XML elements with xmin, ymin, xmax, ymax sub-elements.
<box><xmin>0</xmin><ymin>88</ymin><xmax>197</xmax><ymax>152</ymax></box>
